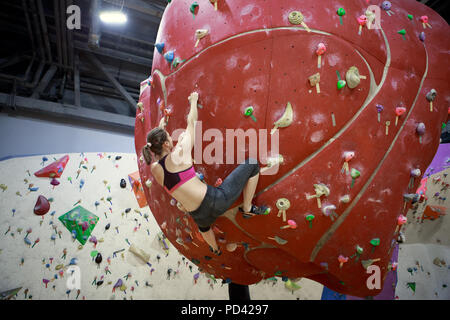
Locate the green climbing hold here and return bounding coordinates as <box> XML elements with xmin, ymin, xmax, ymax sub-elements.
<box><xmin>305</xmin><ymin>214</ymin><xmax>315</xmax><ymax>228</ymax></box>
<box><xmin>398</xmin><ymin>29</ymin><xmax>406</xmax><ymax>35</ymax></box>
<box><xmin>356</xmin><ymin>245</ymin><xmax>363</xmax><ymax>255</ymax></box>
<box><xmin>274</xmin><ymin>271</ymin><xmax>283</xmax><ymax>276</ymax></box>
<box><xmin>244</xmin><ymin>106</ymin><xmax>257</xmax><ymax>122</ymax></box>
<box><xmin>442</xmin><ymin>122</ymin><xmax>446</xmax><ymax>130</ymax></box>
<box><xmin>407</xmin><ymin>14</ymin><xmax>413</xmax><ymax>20</ymax></box>
<box><xmin>350</xmin><ymin>168</ymin><xmax>360</xmax><ymax>188</ymax></box>
<box><xmin>190</xmin><ymin>2</ymin><xmax>199</xmax><ymax>19</ymax></box>
<box><xmin>337</xmin><ymin>8</ymin><xmax>346</xmax><ymax>16</ymax></box>
<box><xmin>370</xmin><ymin>238</ymin><xmax>380</xmax><ymax>247</ymax></box>
<box><xmin>337</xmin><ymin>80</ymin><xmax>346</xmax><ymax>90</ymax></box>
<box><xmin>407</xmin><ymin>282</ymin><xmax>416</xmax><ymax>293</ymax></box>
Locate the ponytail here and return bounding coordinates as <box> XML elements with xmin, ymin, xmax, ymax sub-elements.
<box><xmin>142</xmin><ymin>143</ymin><xmax>152</xmax><ymax>165</ymax></box>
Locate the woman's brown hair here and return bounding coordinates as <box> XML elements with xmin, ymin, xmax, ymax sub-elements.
<box><xmin>142</xmin><ymin>127</ymin><xmax>168</xmax><ymax>165</ymax></box>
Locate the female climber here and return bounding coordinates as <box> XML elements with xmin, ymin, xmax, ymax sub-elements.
<box><xmin>142</xmin><ymin>91</ymin><xmax>269</xmax><ymax>255</ymax></box>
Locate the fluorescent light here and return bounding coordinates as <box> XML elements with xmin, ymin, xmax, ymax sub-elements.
<box><xmin>99</xmin><ymin>11</ymin><xmax>127</xmax><ymax>24</ymax></box>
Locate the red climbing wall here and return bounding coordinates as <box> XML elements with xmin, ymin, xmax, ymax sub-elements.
<box><xmin>135</xmin><ymin>0</ymin><xmax>450</xmax><ymax>297</ymax></box>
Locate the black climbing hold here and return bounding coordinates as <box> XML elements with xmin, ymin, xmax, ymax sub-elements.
<box><xmin>96</xmin><ymin>280</ymin><xmax>104</xmax><ymax>287</ymax></box>
<box><xmin>125</xmin><ymin>208</ymin><xmax>131</xmax><ymax>213</ymax></box>
<box><xmin>105</xmin><ymin>223</ymin><xmax>110</xmax><ymax>231</ymax></box>
<box><xmin>95</xmin><ymin>253</ymin><xmax>102</xmax><ymax>264</ymax></box>
<box><xmin>120</xmin><ymin>179</ymin><xmax>126</xmax><ymax>188</ymax></box>
<box><xmin>115</xmin><ymin>156</ymin><xmax>122</xmax><ymax>161</ymax></box>
<box><xmin>282</xmin><ymin>276</ymin><xmax>288</xmax><ymax>282</ymax></box>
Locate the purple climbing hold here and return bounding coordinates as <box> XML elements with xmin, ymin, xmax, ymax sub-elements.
<box><xmin>50</xmin><ymin>178</ymin><xmax>60</xmax><ymax>187</ymax></box>
<box><xmin>419</xmin><ymin>32</ymin><xmax>425</xmax><ymax>42</ymax></box>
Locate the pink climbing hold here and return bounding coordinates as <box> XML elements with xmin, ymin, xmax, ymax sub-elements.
<box><xmin>34</xmin><ymin>195</ymin><xmax>50</xmax><ymax>216</ymax></box>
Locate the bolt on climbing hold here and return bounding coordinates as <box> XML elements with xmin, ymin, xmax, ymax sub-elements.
<box><xmin>381</xmin><ymin>1</ymin><xmax>394</xmax><ymax>16</ymax></box>
<box><xmin>365</xmin><ymin>9</ymin><xmax>377</xmax><ymax>29</ymax></box>
<box><xmin>306</xmin><ymin>183</ymin><xmax>330</xmax><ymax>208</ymax></box>
<box><xmin>376</xmin><ymin>104</ymin><xmax>384</xmax><ymax>122</ymax></box>
<box><xmin>426</xmin><ymin>89</ymin><xmax>437</xmax><ymax>112</ymax></box>
<box><xmin>164</xmin><ymin>50</ymin><xmax>174</xmax><ymax>63</ymax></box>
<box><xmin>195</xmin><ymin>29</ymin><xmax>208</xmax><ymax>47</ymax></box>
<box><xmin>190</xmin><ymin>2</ymin><xmax>199</xmax><ymax>19</ymax></box>
<box><xmin>276</xmin><ymin>198</ymin><xmax>290</xmax><ymax>222</ymax></box>
<box><xmin>244</xmin><ymin>106</ymin><xmax>257</xmax><ymax>122</ymax></box>
<box><xmin>271</xmin><ymin>102</ymin><xmax>293</xmax><ymax>135</ymax></box>
<box><xmin>416</xmin><ymin>123</ymin><xmax>426</xmax><ymax>144</ymax></box>
<box><xmin>280</xmin><ymin>219</ymin><xmax>297</xmax><ymax>230</ymax></box>
<box><xmin>409</xmin><ymin>168</ymin><xmax>421</xmax><ymax>189</ymax></box>
<box><xmin>395</xmin><ymin>103</ymin><xmax>407</xmax><ymax>126</ymax></box>
<box><xmin>357</xmin><ymin>15</ymin><xmax>367</xmax><ymax>35</ymax></box>
<box><xmin>337</xmin><ymin>8</ymin><xmax>345</xmax><ymax>25</ymax></box>
<box><xmin>370</xmin><ymin>238</ymin><xmax>380</xmax><ymax>253</ymax></box>
<box><xmin>339</xmin><ymin>195</ymin><xmax>350</xmax><ymax>203</ymax></box>
<box><xmin>171</xmin><ymin>57</ymin><xmax>186</xmax><ymax>70</ymax></box>
<box><xmin>341</xmin><ymin>151</ymin><xmax>355</xmax><ymax>175</ymax></box>
<box><xmin>338</xmin><ymin>255</ymin><xmax>349</xmax><ymax>268</ymax></box>
<box><xmin>316</xmin><ymin>43</ymin><xmax>326</xmax><ymax>68</ymax></box>
<box><xmin>288</xmin><ymin>11</ymin><xmax>310</xmax><ymax>32</ymax></box>
<box><xmin>350</xmin><ymin>245</ymin><xmax>364</xmax><ymax>261</ymax></box>
<box><xmin>322</xmin><ymin>205</ymin><xmax>338</xmax><ymax>221</ymax></box>
<box><xmin>305</xmin><ymin>214</ymin><xmax>315</xmax><ymax>228</ymax></box>
<box><xmin>361</xmin><ymin>258</ymin><xmax>381</xmax><ymax>270</ymax></box>
<box><xmin>155</xmin><ymin>42</ymin><xmax>164</xmax><ymax>54</ymax></box>
<box><xmin>395</xmin><ymin>215</ymin><xmax>407</xmax><ymax>233</ymax></box>
<box><xmin>345</xmin><ymin>66</ymin><xmax>366</xmax><ymax>89</ymax></box>
<box><xmin>137</xmin><ymin>102</ymin><xmax>144</xmax><ymax>112</ymax></box>
<box><xmin>350</xmin><ymin>168</ymin><xmax>360</xmax><ymax>188</ymax></box>
<box><xmin>419</xmin><ymin>32</ymin><xmax>425</xmax><ymax>42</ymax></box>
<box><xmin>397</xmin><ymin>29</ymin><xmax>407</xmax><ymax>40</ymax></box>
<box><xmin>209</xmin><ymin>0</ymin><xmax>218</xmax><ymax>10</ymax></box>
<box><xmin>420</xmin><ymin>15</ymin><xmax>431</xmax><ymax>29</ymax></box>
<box><xmin>267</xmin><ymin>235</ymin><xmax>288</xmax><ymax>245</ymax></box>
<box><xmin>337</xmin><ymin>79</ymin><xmax>346</xmax><ymax>90</ymax></box>
<box><xmin>385</xmin><ymin>120</ymin><xmax>391</xmax><ymax>135</ymax></box>
<box><xmin>407</xmin><ymin>14</ymin><xmax>413</xmax><ymax>21</ymax></box>
<box><xmin>308</xmin><ymin>73</ymin><xmax>320</xmax><ymax>93</ymax></box>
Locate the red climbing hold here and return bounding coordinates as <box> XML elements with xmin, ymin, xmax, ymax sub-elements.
<box><xmin>34</xmin><ymin>155</ymin><xmax>69</xmax><ymax>178</ymax></box>
<box><xmin>34</xmin><ymin>195</ymin><xmax>50</xmax><ymax>216</ymax></box>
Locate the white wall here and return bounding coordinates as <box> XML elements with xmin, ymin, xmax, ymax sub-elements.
<box><xmin>0</xmin><ymin>113</ymin><xmax>135</xmax><ymax>160</ymax></box>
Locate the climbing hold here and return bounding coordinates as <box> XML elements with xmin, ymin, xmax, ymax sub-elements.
<box><xmin>164</xmin><ymin>51</ymin><xmax>174</xmax><ymax>63</ymax></box>
<box><xmin>381</xmin><ymin>1</ymin><xmax>394</xmax><ymax>16</ymax></box>
<box><xmin>194</xmin><ymin>29</ymin><xmax>208</xmax><ymax>47</ymax></box>
<box><xmin>395</xmin><ymin>215</ymin><xmax>407</xmax><ymax>233</ymax></box>
<box><xmin>322</xmin><ymin>205</ymin><xmax>338</xmax><ymax>221</ymax></box>
<box><xmin>341</xmin><ymin>151</ymin><xmax>355</xmax><ymax>174</ymax></box>
<box><xmin>357</xmin><ymin>15</ymin><xmax>367</xmax><ymax>35</ymax></box>
<box><xmin>288</xmin><ymin>11</ymin><xmax>310</xmax><ymax>32</ymax></box>
<box><xmin>271</xmin><ymin>102</ymin><xmax>293</xmax><ymax>135</ymax></box>
<box><xmin>345</xmin><ymin>66</ymin><xmax>366</xmax><ymax>89</ymax></box>
<box><xmin>419</xmin><ymin>32</ymin><xmax>426</xmax><ymax>42</ymax></box>
<box><xmin>190</xmin><ymin>2</ymin><xmax>199</xmax><ymax>19</ymax></box>
<box><xmin>171</xmin><ymin>57</ymin><xmax>186</xmax><ymax>69</ymax></box>
<box><xmin>370</xmin><ymin>238</ymin><xmax>380</xmax><ymax>253</ymax></box>
<box><xmin>305</xmin><ymin>214</ymin><xmax>315</xmax><ymax>228</ymax></box>
<box><xmin>145</xmin><ymin>179</ymin><xmax>152</xmax><ymax>189</ymax></box>
<box><xmin>34</xmin><ymin>195</ymin><xmax>50</xmax><ymax>216</ymax></box>
<box><xmin>207</xmin><ymin>0</ymin><xmax>218</xmax><ymax>11</ymax></box>
<box><xmin>337</xmin><ymin>8</ymin><xmax>345</xmax><ymax>25</ymax></box>
<box><xmin>95</xmin><ymin>253</ymin><xmax>102</xmax><ymax>266</ymax></box>
<box><xmin>214</xmin><ymin>178</ymin><xmax>223</xmax><ymax>187</ymax></box>
<box><xmin>350</xmin><ymin>245</ymin><xmax>364</xmax><ymax>261</ymax></box>
<box><xmin>267</xmin><ymin>235</ymin><xmax>288</xmax><ymax>245</ymax></box>
<box><xmin>350</xmin><ymin>168</ymin><xmax>360</xmax><ymax>188</ymax></box>
<box><xmin>385</xmin><ymin>120</ymin><xmax>391</xmax><ymax>135</ymax></box>
<box><xmin>316</xmin><ymin>43</ymin><xmax>326</xmax><ymax>68</ymax></box>
<box><xmin>365</xmin><ymin>9</ymin><xmax>376</xmax><ymax>29</ymax></box>
<box><xmin>337</xmin><ymin>79</ymin><xmax>346</xmax><ymax>90</ymax></box>
<box><xmin>416</xmin><ymin>123</ymin><xmax>426</xmax><ymax>144</ymax></box>
<box><xmin>361</xmin><ymin>258</ymin><xmax>381</xmax><ymax>270</ymax></box>
<box><xmin>426</xmin><ymin>89</ymin><xmax>436</xmax><ymax>112</ymax></box>
<box><xmin>120</xmin><ymin>179</ymin><xmax>126</xmax><ymax>189</ymax></box>
<box><xmin>276</xmin><ymin>198</ymin><xmax>290</xmax><ymax>222</ymax></box>
<box><xmin>395</xmin><ymin>103</ymin><xmax>407</xmax><ymax>126</ymax></box>
<box><xmin>376</xmin><ymin>104</ymin><xmax>384</xmax><ymax>122</ymax></box>
<box><xmin>338</xmin><ymin>255</ymin><xmax>349</xmax><ymax>268</ymax></box>
<box><xmin>155</xmin><ymin>42</ymin><xmax>164</xmax><ymax>54</ymax></box>
<box><xmin>407</xmin><ymin>14</ymin><xmax>413</xmax><ymax>20</ymax></box>
<box><xmin>397</xmin><ymin>29</ymin><xmax>407</xmax><ymax>40</ymax></box>
<box><xmin>280</xmin><ymin>219</ymin><xmax>297</xmax><ymax>230</ymax></box>
<box><xmin>339</xmin><ymin>195</ymin><xmax>350</xmax><ymax>203</ymax></box>
<box><xmin>308</xmin><ymin>73</ymin><xmax>321</xmax><ymax>93</ymax></box>
<box><xmin>420</xmin><ymin>15</ymin><xmax>431</xmax><ymax>29</ymax></box>
<box><xmin>244</xmin><ymin>106</ymin><xmax>257</xmax><ymax>122</ymax></box>
<box><xmin>409</xmin><ymin>168</ymin><xmax>421</xmax><ymax>189</ymax></box>
<box><xmin>306</xmin><ymin>183</ymin><xmax>330</xmax><ymax>208</ymax></box>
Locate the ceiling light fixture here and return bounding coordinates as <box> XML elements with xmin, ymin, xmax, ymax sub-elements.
<box><xmin>99</xmin><ymin>0</ymin><xmax>127</xmax><ymax>24</ymax></box>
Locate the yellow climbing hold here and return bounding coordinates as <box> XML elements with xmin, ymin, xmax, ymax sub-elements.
<box><xmin>271</xmin><ymin>102</ymin><xmax>293</xmax><ymax>135</ymax></box>
<box><xmin>276</xmin><ymin>198</ymin><xmax>290</xmax><ymax>222</ymax></box>
<box><xmin>288</xmin><ymin>11</ymin><xmax>310</xmax><ymax>32</ymax></box>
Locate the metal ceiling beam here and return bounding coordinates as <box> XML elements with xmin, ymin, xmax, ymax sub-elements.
<box><xmin>37</xmin><ymin>0</ymin><xmax>53</xmax><ymax>63</ymax></box>
<box><xmin>74</xmin><ymin>52</ymin><xmax>81</xmax><ymax>106</ymax></box>
<box><xmin>0</xmin><ymin>92</ymin><xmax>135</xmax><ymax>131</ymax></box>
<box><xmin>31</xmin><ymin>64</ymin><xmax>58</xmax><ymax>98</ymax></box>
<box><xmin>84</xmin><ymin>51</ymin><xmax>137</xmax><ymax>113</ymax></box>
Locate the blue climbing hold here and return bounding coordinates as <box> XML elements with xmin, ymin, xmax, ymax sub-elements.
<box><xmin>156</xmin><ymin>42</ymin><xmax>165</xmax><ymax>53</ymax></box>
<box><xmin>164</xmin><ymin>51</ymin><xmax>174</xmax><ymax>63</ymax></box>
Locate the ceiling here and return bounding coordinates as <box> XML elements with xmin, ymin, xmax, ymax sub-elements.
<box><xmin>0</xmin><ymin>0</ymin><xmax>448</xmax><ymax>134</ymax></box>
